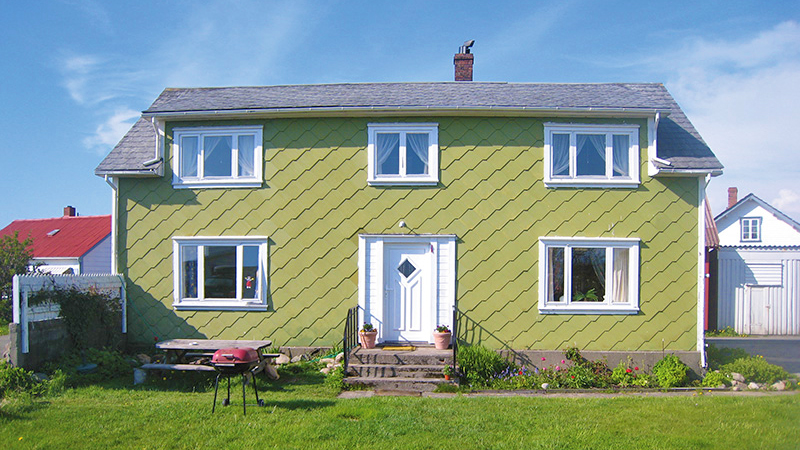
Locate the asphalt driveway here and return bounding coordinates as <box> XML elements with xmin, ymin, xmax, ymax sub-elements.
<box><xmin>706</xmin><ymin>336</ymin><xmax>800</xmax><ymax>375</ymax></box>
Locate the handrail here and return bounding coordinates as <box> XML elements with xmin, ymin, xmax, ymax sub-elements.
<box><xmin>452</xmin><ymin>304</ymin><xmax>459</xmax><ymax>379</ymax></box>
<box><xmin>342</xmin><ymin>305</ymin><xmax>359</xmax><ymax>375</ymax></box>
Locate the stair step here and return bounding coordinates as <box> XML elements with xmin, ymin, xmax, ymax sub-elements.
<box><xmin>344</xmin><ymin>376</ymin><xmax>455</xmax><ymax>392</ymax></box>
<box><xmin>350</xmin><ymin>348</ymin><xmax>453</xmax><ymax>365</ymax></box>
<box><xmin>349</xmin><ymin>364</ymin><xmax>448</xmax><ymax>378</ymax></box>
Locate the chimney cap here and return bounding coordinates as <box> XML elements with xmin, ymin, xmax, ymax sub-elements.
<box><xmin>459</xmin><ymin>40</ymin><xmax>475</xmax><ymax>54</ymax></box>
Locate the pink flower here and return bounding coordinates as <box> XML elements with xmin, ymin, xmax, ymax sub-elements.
<box><xmin>571</xmin><ymin>375</ymin><xmax>575</xmax><ymax>379</ymax></box>
<box><xmin>634</xmin><ymin>367</ymin><xmax>639</xmax><ymax>371</ymax></box>
<box><xmin>561</xmin><ymin>360</ymin><xmax>565</xmax><ymax>364</ymax></box>
<box><xmin>626</xmin><ymin>368</ymin><xmax>632</xmax><ymax>373</ymax></box>
<box><xmin>541</xmin><ymin>357</ymin><xmax>546</xmax><ymax>361</ymax></box>
<box><xmin>555</xmin><ymin>365</ymin><xmax>561</xmax><ymax>371</ymax></box>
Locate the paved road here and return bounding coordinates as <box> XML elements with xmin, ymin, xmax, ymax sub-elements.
<box><xmin>706</xmin><ymin>336</ymin><xmax>800</xmax><ymax>375</ymax></box>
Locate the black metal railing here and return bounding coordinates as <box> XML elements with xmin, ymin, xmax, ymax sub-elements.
<box><xmin>452</xmin><ymin>304</ymin><xmax>459</xmax><ymax>377</ymax></box>
<box><xmin>342</xmin><ymin>305</ymin><xmax>359</xmax><ymax>375</ymax></box>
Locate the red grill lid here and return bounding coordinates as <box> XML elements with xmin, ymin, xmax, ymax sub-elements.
<box><xmin>211</xmin><ymin>347</ymin><xmax>259</xmax><ymax>364</ymax></box>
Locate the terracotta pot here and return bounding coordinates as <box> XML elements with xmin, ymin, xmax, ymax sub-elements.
<box><xmin>359</xmin><ymin>331</ymin><xmax>378</xmax><ymax>349</ymax></box>
<box><xmin>433</xmin><ymin>331</ymin><xmax>451</xmax><ymax>350</ymax></box>
<box><xmin>444</xmin><ymin>374</ymin><xmax>451</xmax><ymax>381</ymax></box>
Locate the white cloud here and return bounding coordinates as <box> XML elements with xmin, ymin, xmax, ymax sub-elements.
<box><xmin>647</xmin><ymin>21</ymin><xmax>800</xmax><ymax>221</ymax></box>
<box><xmin>82</xmin><ymin>109</ymin><xmax>140</xmax><ymax>155</ymax></box>
<box><xmin>772</xmin><ymin>189</ymin><xmax>800</xmax><ymax>213</ymax></box>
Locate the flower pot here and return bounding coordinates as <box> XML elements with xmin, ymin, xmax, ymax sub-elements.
<box><xmin>359</xmin><ymin>331</ymin><xmax>378</xmax><ymax>349</ymax></box>
<box><xmin>433</xmin><ymin>331</ymin><xmax>451</xmax><ymax>350</ymax></box>
<box><xmin>444</xmin><ymin>374</ymin><xmax>451</xmax><ymax>381</ymax></box>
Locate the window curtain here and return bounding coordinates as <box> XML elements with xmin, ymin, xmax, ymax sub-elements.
<box><xmin>588</xmin><ymin>248</ymin><xmax>606</xmax><ymax>289</ymax></box>
<box><xmin>376</xmin><ymin>133</ymin><xmax>400</xmax><ymax>174</ymax></box>
<box><xmin>612</xmin><ymin>135</ymin><xmax>629</xmax><ymax>177</ymax></box>
<box><xmin>237</xmin><ymin>135</ymin><xmax>255</xmax><ymax>177</ymax></box>
<box><xmin>204</xmin><ymin>136</ymin><xmax>233</xmax><ymax>177</ymax></box>
<box><xmin>577</xmin><ymin>134</ymin><xmax>606</xmax><ymax>162</ymax></box>
<box><xmin>612</xmin><ymin>248</ymin><xmax>629</xmax><ymax>303</ymax></box>
<box><xmin>406</xmin><ymin>133</ymin><xmax>429</xmax><ymax>174</ymax></box>
<box><xmin>551</xmin><ymin>134</ymin><xmax>570</xmax><ymax>176</ymax></box>
<box><xmin>181</xmin><ymin>136</ymin><xmax>198</xmax><ymax>177</ymax></box>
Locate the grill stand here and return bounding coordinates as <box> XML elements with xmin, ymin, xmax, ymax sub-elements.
<box><xmin>211</xmin><ymin>370</ymin><xmax>264</xmax><ymax>415</ymax></box>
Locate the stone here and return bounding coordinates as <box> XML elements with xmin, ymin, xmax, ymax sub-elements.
<box><xmin>319</xmin><ymin>358</ymin><xmax>335</xmax><ymax>365</ymax></box>
<box><xmin>133</xmin><ymin>368</ymin><xmax>147</xmax><ymax>385</ymax></box>
<box><xmin>541</xmin><ymin>383</ymin><xmax>550</xmax><ymax>390</ymax></box>
<box><xmin>275</xmin><ymin>354</ymin><xmax>290</xmax><ymax>365</ymax></box>
<box><xmin>731</xmin><ymin>372</ymin><xmax>745</xmax><ymax>383</ymax></box>
<box><xmin>748</xmin><ymin>382</ymin><xmax>761</xmax><ymax>390</ymax></box>
<box><xmin>732</xmin><ymin>384</ymin><xmax>742</xmax><ymax>391</ymax></box>
<box><xmin>771</xmin><ymin>381</ymin><xmax>786</xmax><ymax>391</ymax></box>
<box><xmin>290</xmin><ymin>355</ymin><xmax>304</xmax><ymax>363</ymax></box>
<box><xmin>264</xmin><ymin>363</ymin><xmax>280</xmax><ymax>380</ymax></box>
<box><xmin>136</xmin><ymin>353</ymin><xmax>151</xmax><ymax>364</ymax></box>
<box><xmin>320</xmin><ymin>367</ymin><xmax>331</xmax><ymax>375</ymax></box>
<box><xmin>33</xmin><ymin>372</ymin><xmax>49</xmax><ymax>382</ymax></box>
<box><xmin>335</xmin><ymin>352</ymin><xmax>344</xmax><ymax>363</ymax></box>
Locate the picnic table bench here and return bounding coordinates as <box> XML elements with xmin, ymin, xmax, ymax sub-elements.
<box><xmin>141</xmin><ymin>339</ymin><xmax>279</xmax><ymax>375</ymax></box>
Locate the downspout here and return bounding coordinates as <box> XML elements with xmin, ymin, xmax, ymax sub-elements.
<box><xmin>142</xmin><ymin>117</ymin><xmax>165</xmax><ymax>174</ymax></box>
<box><xmin>647</xmin><ymin>112</ymin><xmax>661</xmax><ymax>176</ymax></box>
<box><xmin>104</xmin><ymin>175</ymin><xmax>118</xmax><ymax>275</ymax></box>
<box><xmin>697</xmin><ymin>173</ymin><xmax>711</xmax><ymax>369</ymax></box>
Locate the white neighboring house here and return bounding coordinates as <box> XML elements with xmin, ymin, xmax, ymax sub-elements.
<box><xmin>715</xmin><ymin>188</ymin><xmax>800</xmax><ymax>335</ymax></box>
<box><xmin>0</xmin><ymin>207</ymin><xmax>111</xmax><ymax>275</ymax></box>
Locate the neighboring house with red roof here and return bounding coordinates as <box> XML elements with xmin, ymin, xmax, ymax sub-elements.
<box><xmin>0</xmin><ymin>206</ymin><xmax>111</xmax><ymax>274</ymax></box>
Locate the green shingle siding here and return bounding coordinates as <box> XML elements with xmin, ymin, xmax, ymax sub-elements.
<box><xmin>119</xmin><ymin>116</ymin><xmax>699</xmax><ymax>351</ymax></box>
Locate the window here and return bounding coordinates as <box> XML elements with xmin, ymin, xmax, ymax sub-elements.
<box><xmin>367</xmin><ymin>123</ymin><xmax>439</xmax><ymax>185</ymax></box>
<box><xmin>740</xmin><ymin>217</ymin><xmax>761</xmax><ymax>242</ymax></box>
<box><xmin>539</xmin><ymin>237</ymin><xmax>639</xmax><ymax>314</ymax></box>
<box><xmin>172</xmin><ymin>237</ymin><xmax>268</xmax><ymax>310</ymax></box>
<box><xmin>544</xmin><ymin>123</ymin><xmax>639</xmax><ymax>187</ymax></box>
<box><xmin>172</xmin><ymin>126</ymin><xmax>263</xmax><ymax>188</ymax></box>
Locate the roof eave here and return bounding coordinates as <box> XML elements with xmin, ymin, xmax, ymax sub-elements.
<box><xmin>652</xmin><ymin>167</ymin><xmax>723</xmax><ymax>177</ymax></box>
<box><xmin>94</xmin><ymin>169</ymin><xmax>161</xmax><ymax>178</ymax></box>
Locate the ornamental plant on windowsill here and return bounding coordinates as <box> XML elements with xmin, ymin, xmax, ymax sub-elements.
<box><xmin>359</xmin><ymin>323</ymin><xmax>377</xmax><ymax>349</ymax></box>
<box><xmin>433</xmin><ymin>325</ymin><xmax>451</xmax><ymax>350</ymax></box>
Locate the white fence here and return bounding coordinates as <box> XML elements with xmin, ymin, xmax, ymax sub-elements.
<box><xmin>12</xmin><ymin>274</ymin><xmax>126</xmax><ymax>353</ymax></box>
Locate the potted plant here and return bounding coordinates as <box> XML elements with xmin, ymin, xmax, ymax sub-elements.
<box><xmin>359</xmin><ymin>323</ymin><xmax>378</xmax><ymax>349</ymax></box>
<box><xmin>433</xmin><ymin>325</ymin><xmax>451</xmax><ymax>350</ymax></box>
<box><xmin>442</xmin><ymin>365</ymin><xmax>455</xmax><ymax>381</ymax></box>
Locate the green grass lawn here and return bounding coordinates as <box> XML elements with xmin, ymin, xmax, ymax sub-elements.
<box><xmin>1</xmin><ymin>371</ymin><xmax>799</xmax><ymax>449</ymax></box>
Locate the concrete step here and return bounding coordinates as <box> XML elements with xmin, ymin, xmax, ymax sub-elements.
<box><xmin>344</xmin><ymin>376</ymin><xmax>455</xmax><ymax>392</ymax></box>
<box><xmin>349</xmin><ymin>364</ymin><xmax>448</xmax><ymax>378</ymax></box>
<box><xmin>350</xmin><ymin>348</ymin><xmax>454</xmax><ymax>365</ymax></box>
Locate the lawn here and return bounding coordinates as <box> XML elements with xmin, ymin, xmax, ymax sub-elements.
<box><xmin>2</xmin><ymin>369</ymin><xmax>799</xmax><ymax>450</ymax></box>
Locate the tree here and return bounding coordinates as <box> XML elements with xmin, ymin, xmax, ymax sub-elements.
<box><xmin>0</xmin><ymin>231</ymin><xmax>35</xmax><ymax>322</ymax></box>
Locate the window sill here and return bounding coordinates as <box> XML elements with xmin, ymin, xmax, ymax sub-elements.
<box><xmin>539</xmin><ymin>304</ymin><xmax>639</xmax><ymax>315</ymax></box>
<box><xmin>544</xmin><ymin>179</ymin><xmax>640</xmax><ymax>189</ymax></box>
<box><xmin>173</xmin><ymin>180</ymin><xmax>262</xmax><ymax>189</ymax></box>
<box><xmin>368</xmin><ymin>178</ymin><xmax>439</xmax><ymax>186</ymax></box>
<box><xmin>173</xmin><ymin>301</ymin><xmax>268</xmax><ymax>311</ymax></box>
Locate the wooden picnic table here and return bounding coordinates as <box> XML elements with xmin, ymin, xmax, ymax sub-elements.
<box><xmin>142</xmin><ymin>339</ymin><xmax>277</xmax><ymax>374</ymax></box>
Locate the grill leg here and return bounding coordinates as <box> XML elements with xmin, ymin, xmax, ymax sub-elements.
<box><xmin>212</xmin><ymin>373</ymin><xmax>221</xmax><ymax>414</ymax></box>
<box><xmin>226</xmin><ymin>375</ymin><xmax>231</xmax><ymax>405</ymax></box>
<box><xmin>251</xmin><ymin>371</ymin><xmax>263</xmax><ymax>407</ymax></box>
<box><xmin>242</xmin><ymin>374</ymin><xmax>247</xmax><ymax>415</ymax></box>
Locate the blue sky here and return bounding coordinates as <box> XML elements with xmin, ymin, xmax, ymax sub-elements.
<box><xmin>1</xmin><ymin>1</ymin><xmax>799</xmax><ymax>227</ymax></box>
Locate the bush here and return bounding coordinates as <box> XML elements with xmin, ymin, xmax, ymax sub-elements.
<box><xmin>653</xmin><ymin>354</ymin><xmax>689</xmax><ymax>388</ymax></box>
<box><xmin>721</xmin><ymin>356</ymin><xmax>788</xmax><ymax>384</ymax></box>
<box><xmin>324</xmin><ymin>365</ymin><xmax>345</xmax><ymax>392</ymax></box>
<box><xmin>457</xmin><ymin>345</ymin><xmax>513</xmax><ymax>387</ymax></box>
<box><xmin>0</xmin><ymin>360</ymin><xmax>42</xmax><ymax>398</ymax></box>
<box><xmin>44</xmin><ymin>348</ymin><xmax>132</xmax><ymax>386</ymax></box>
<box><xmin>702</xmin><ymin>371</ymin><xmax>731</xmax><ymax>388</ymax></box>
<box><xmin>706</xmin><ymin>344</ymin><xmax>750</xmax><ymax>370</ymax></box>
<box><xmin>611</xmin><ymin>361</ymin><xmax>636</xmax><ymax>387</ymax></box>
<box><xmin>705</xmin><ymin>326</ymin><xmax>743</xmax><ymax>337</ymax></box>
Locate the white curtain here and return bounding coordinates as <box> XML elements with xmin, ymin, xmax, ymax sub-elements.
<box><xmin>376</xmin><ymin>133</ymin><xmax>400</xmax><ymax>174</ymax></box>
<box><xmin>238</xmin><ymin>135</ymin><xmax>255</xmax><ymax>177</ymax></box>
<box><xmin>406</xmin><ymin>133</ymin><xmax>429</xmax><ymax>174</ymax></box>
<box><xmin>576</xmin><ymin>134</ymin><xmax>606</xmax><ymax>175</ymax></box>
<box><xmin>204</xmin><ymin>136</ymin><xmax>232</xmax><ymax>177</ymax></box>
<box><xmin>551</xmin><ymin>133</ymin><xmax>570</xmax><ymax>176</ymax></box>
<box><xmin>612</xmin><ymin>248</ymin><xmax>629</xmax><ymax>303</ymax></box>
<box><xmin>612</xmin><ymin>135</ymin><xmax>629</xmax><ymax>177</ymax></box>
<box><xmin>181</xmin><ymin>136</ymin><xmax>198</xmax><ymax>177</ymax></box>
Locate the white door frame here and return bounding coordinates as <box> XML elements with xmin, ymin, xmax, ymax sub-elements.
<box><xmin>358</xmin><ymin>234</ymin><xmax>456</xmax><ymax>344</ymax></box>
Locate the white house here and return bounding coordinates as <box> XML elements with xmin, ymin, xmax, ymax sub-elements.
<box><xmin>715</xmin><ymin>188</ymin><xmax>800</xmax><ymax>335</ymax></box>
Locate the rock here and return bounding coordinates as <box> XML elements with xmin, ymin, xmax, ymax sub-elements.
<box><xmin>275</xmin><ymin>354</ymin><xmax>290</xmax><ymax>365</ymax></box>
<box><xmin>772</xmin><ymin>381</ymin><xmax>786</xmax><ymax>391</ymax></box>
<box><xmin>133</xmin><ymin>368</ymin><xmax>147</xmax><ymax>385</ymax></box>
<box><xmin>731</xmin><ymin>372</ymin><xmax>745</xmax><ymax>383</ymax></box>
<box><xmin>748</xmin><ymin>382</ymin><xmax>761</xmax><ymax>390</ymax></box>
<box><xmin>33</xmin><ymin>372</ymin><xmax>49</xmax><ymax>382</ymax></box>
<box><xmin>290</xmin><ymin>355</ymin><xmax>304</xmax><ymax>363</ymax></box>
<box><xmin>541</xmin><ymin>383</ymin><xmax>550</xmax><ymax>390</ymax></box>
<box><xmin>732</xmin><ymin>384</ymin><xmax>742</xmax><ymax>391</ymax></box>
<box><xmin>264</xmin><ymin>363</ymin><xmax>280</xmax><ymax>380</ymax></box>
<box><xmin>335</xmin><ymin>352</ymin><xmax>344</xmax><ymax>363</ymax></box>
<box><xmin>320</xmin><ymin>367</ymin><xmax>331</xmax><ymax>375</ymax></box>
<box><xmin>327</xmin><ymin>362</ymin><xmax>335</xmax><ymax>368</ymax></box>
<box><xmin>319</xmin><ymin>358</ymin><xmax>335</xmax><ymax>365</ymax></box>
<box><xmin>136</xmin><ymin>353</ymin><xmax>151</xmax><ymax>364</ymax></box>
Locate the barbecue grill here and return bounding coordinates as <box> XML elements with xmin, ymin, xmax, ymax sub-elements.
<box><xmin>210</xmin><ymin>347</ymin><xmax>265</xmax><ymax>414</ymax></box>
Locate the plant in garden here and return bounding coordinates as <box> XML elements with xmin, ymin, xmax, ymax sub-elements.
<box><xmin>721</xmin><ymin>355</ymin><xmax>788</xmax><ymax>384</ymax></box>
<box><xmin>611</xmin><ymin>360</ymin><xmax>639</xmax><ymax>387</ymax></box>
<box><xmin>705</xmin><ymin>326</ymin><xmax>743</xmax><ymax>337</ymax></box>
<box><xmin>43</xmin><ymin>348</ymin><xmax>132</xmax><ymax>386</ymax></box>
<box><xmin>653</xmin><ymin>354</ymin><xmax>689</xmax><ymax>388</ymax></box>
<box><xmin>324</xmin><ymin>365</ymin><xmax>345</xmax><ymax>392</ymax></box>
<box><xmin>434</xmin><ymin>325</ymin><xmax>451</xmax><ymax>333</ymax></box>
<box><xmin>702</xmin><ymin>371</ymin><xmax>731</xmax><ymax>388</ymax></box>
<box><xmin>0</xmin><ymin>231</ymin><xmax>35</xmax><ymax>323</ymax></box>
<box><xmin>457</xmin><ymin>345</ymin><xmax>513</xmax><ymax>387</ymax></box>
<box><xmin>706</xmin><ymin>344</ymin><xmax>750</xmax><ymax>370</ymax></box>
<box><xmin>360</xmin><ymin>323</ymin><xmax>375</xmax><ymax>332</ymax></box>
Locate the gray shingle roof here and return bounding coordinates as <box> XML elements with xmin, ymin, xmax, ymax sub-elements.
<box><xmin>96</xmin><ymin>82</ymin><xmax>722</xmax><ymax>175</ymax></box>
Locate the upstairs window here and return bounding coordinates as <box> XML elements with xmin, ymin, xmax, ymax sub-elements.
<box><xmin>173</xmin><ymin>126</ymin><xmax>263</xmax><ymax>188</ymax></box>
<box><xmin>740</xmin><ymin>217</ymin><xmax>762</xmax><ymax>242</ymax></box>
<box><xmin>539</xmin><ymin>237</ymin><xmax>640</xmax><ymax>314</ymax></box>
<box><xmin>367</xmin><ymin>123</ymin><xmax>439</xmax><ymax>185</ymax></box>
<box><xmin>544</xmin><ymin>124</ymin><xmax>639</xmax><ymax>187</ymax></box>
<box><xmin>172</xmin><ymin>236</ymin><xmax>268</xmax><ymax>311</ymax></box>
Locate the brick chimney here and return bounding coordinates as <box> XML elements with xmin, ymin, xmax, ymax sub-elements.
<box><xmin>454</xmin><ymin>40</ymin><xmax>475</xmax><ymax>81</ymax></box>
<box><xmin>63</xmin><ymin>206</ymin><xmax>76</xmax><ymax>217</ymax></box>
<box><xmin>727</xmin><ymin>188</ymin><xmax>738</xmax><ymax>208</ymax></box>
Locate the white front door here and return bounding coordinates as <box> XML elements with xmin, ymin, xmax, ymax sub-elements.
<box><xmin>384</xmin><ymin>243</ymin><xmax>432</xmax><ymax>342</ymax></box>
<box><xmin>748</xmin><ymin>287</ymin><xmax>769</xmax><ymax>335</ymax></box>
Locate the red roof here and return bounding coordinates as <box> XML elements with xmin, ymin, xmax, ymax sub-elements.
<box><xmin>0</xmin><ymin>215</ymin><xmax>111</xmax><ymax>258</ymax></box>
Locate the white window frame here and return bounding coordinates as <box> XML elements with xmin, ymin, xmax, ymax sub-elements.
<box><xmin>740</xmin><ymin>217</ymin><xmax>762</xmax><ymax>242</ymax></box>
<box><xmin>172</xmin><ymin>236</ymin><xmax>268</xmax><ymax>311</ymax></box>
<box><xmin>172</xmin><ymin>126</ymin><xmax>263</xmax><ymax>188</ymax></box>
<box><xmin>544</xmin><ymin>123</ymin><xmax>640</xmax><ymax>188</ymax></box>
<box><xmin>538</xmin><ymin>237</ymin><xmax>640</xmax><ymax>314</ymax></box>
<box><xmin>367</xmin><ymin>123</ymin><xmax>439</xmax><ymax>185</ymax></box>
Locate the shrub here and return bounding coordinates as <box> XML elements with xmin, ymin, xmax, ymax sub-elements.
<box><xmin>630</xmin><ymin>373</ymin><xmax>657</xmax><ymax>388</ymax></box>
<box><xmin>706</xmin><ymin>344</ymin><xmax>750</xmax><ymax>370</ymax></box>
<box><xmin>721</xmin><ymin>356</ymin><xmax>788</xmax><ymax>384</ymax></box>
<box><xmin>611</xmin><ymin>361</ymin><xmax>637</xmax><ymax>387</ymax></box>
<box><xmin>653</xmin><ymin>354</ymin><xmax>689</xmax><ymax>388</ymax></box>
<box><xmin>457</xmin><ymin>345</ymin><xmax>513</xmax><ymax>387</ymax></box>
<box><xmin>324</xmin><ymin>365</ymin><xmax>345</xmax><ymax>392</ymax></box>
<box><xmin>702</xmin><ymin>371</ymin><xmax>731</xmax><ymax>388</ymax></box>
<box><xmin>0</xmin><ymin>360</ymin><xmax>42</xmax><ymax>398</ymax></box>
<box><xmin>705</xmin><ymin>326</ymin><xmax>743</xmax><ymax>337</ymax></box>
<box><xmin>44</xmin><ymin>348</ymin><xmax>132</xmax><ymax>386</ymax></box>
<box><xmin>564</xmin><ymin>364</ymin><xmax>596</xmax><ymax>389</ymax></box>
